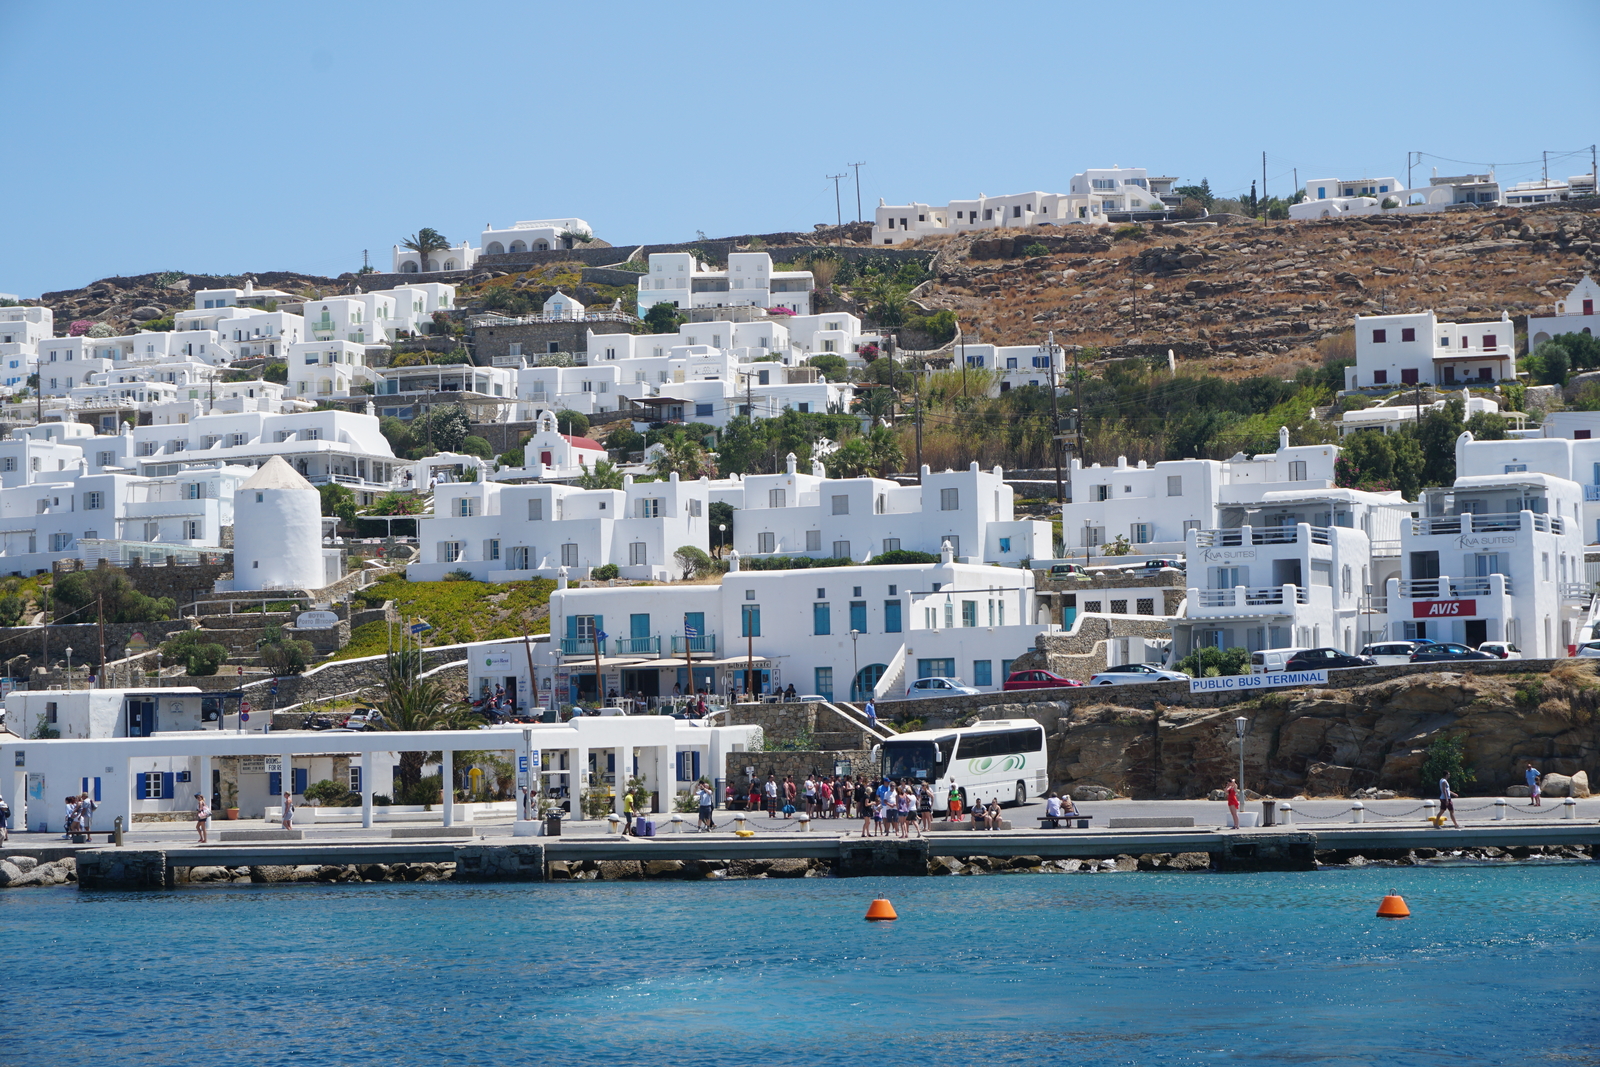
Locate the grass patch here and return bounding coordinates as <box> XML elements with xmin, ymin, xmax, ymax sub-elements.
<box><xmin>332</xmin><ymin>576</ymin><xmax>556</xmax><ymax>660</ymax></box>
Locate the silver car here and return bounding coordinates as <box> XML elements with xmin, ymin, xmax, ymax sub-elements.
<box><xmin>903</xmin><ymin>676</ymin><xmax>980</xmax><ymax>698</ymax></box>
<box><xmin>1089</xmin><ymin>663</ymin><xmax>1191</xmax><ymax>685</ymax></box>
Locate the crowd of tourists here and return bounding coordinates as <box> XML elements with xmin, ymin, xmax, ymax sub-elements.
<box><xmin>738</xmin><ymin>773</ymin><xmax>1018</xmax><ymax>837</ymax></box>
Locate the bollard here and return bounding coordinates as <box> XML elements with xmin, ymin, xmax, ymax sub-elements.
<box><xmin>1562</xmin><ymin>797</ymin><xmax>1577</xmax><ymax>821</ymax></box>
<box><xmin>733</xmin><ymin>813</ymin><xmax>747</xmax><ymax>833</ymax></box>
<box><xmin>669</xmin><ymin>813</ymin><xmax>684</xmax><ymax>834</ymax></box>
<box><xmin>113</xmin><ymin>814</ymin><xmax>125</xmax><ymax>847</ymax></box>
<box><xmin>1277</xmin><ymin>802</ymin><xmax>1293</xmax><ymax>826</ymax></box>
<box><xmin>1424</xmin><ymin>800</ymin><xmax>1439</xmax><ymax>825</ymax></box>
<box><xmin>606</xmin><ymin>814</ymin><xmax>621</xmax><ymax>835</ymax></box>
<box><xmin>1494</xmin><ymin>798</ymin><xmax>1507</xmax><ymax>821</ymax></box>
<box><xmin>798</xmin><ymin>813</ymin><xmax>810</xmax><ymax>832</ymax></box>
<box><xmin>1350</xmin><ymin>801</ymin><xmax>1364</xmax><ymax>824</ymax></box>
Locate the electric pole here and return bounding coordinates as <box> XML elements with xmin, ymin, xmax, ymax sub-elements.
<box><xmin>1046</xmin><ymin>332</ymin><xmax>1064</xmax><ymax>503</ymax></box>
<box><xmin>1262</xmin><ymin>151</ymin><xmax>1268</xmax><ymax>212</ymax></box>
<box><xmin>849</xmin><ymin>161</ymin><xmax>866</xmax><ymax>223</ymax></box>
<box><xmin>913</xmin><ymin>365</ymin><xmax>923</xmax><ymax>483</ymax></box>
<box><xmin>826</xmin><ymin>173</ymin><xmax>846</xmax><ymax>237</ymax></box>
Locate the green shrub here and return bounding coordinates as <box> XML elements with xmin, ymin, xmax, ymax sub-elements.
<box><xmin>1419</xmin><ymin>734</ymin><xmax>1475</xmax><ymax>791</ymax></box>
<box><xmin>396</xmin><ymin>775</ymin><xmax>442</xmax><ymax>806</ymax></box>
<box><xmin>303</xmin><ymin>779</ymin><xmax>359</xmax><ymax>807</ymax></box>
<box><xmin>162</xmin><ymin>629</ymin><xmax>228</xmax><ymax>676</ymax></box>
<box><xmin>592</xmin><ymin>563</ymin><xmax>620</xmax><ymax>580</ymax></box>
<box><xmin>442</xmin><ymin>569</ymin><xmax>476</xmax><ymax>581</ymax></box>
<box><xmin>459</xmin><ymin>435</ymin><xmax>493</xmax><ymax>458</ymax></box>
<box><xmin>1176</xmin><ymin>646</ymin><xmax>1251</xmax><ymax>678</ymax></box>
<box><xmin>1021</xmin><ymin>242</ymin><xmax>1050</xmax><ymax>257</ymax></box>
<box><xmin>554</xmin><ymin>409</ymin><xmax>589</xmax><ymax>437</ymax></box>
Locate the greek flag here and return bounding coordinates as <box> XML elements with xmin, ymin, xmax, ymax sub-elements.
<box><xmin>684</xmin><ymin>618</ymin><xmax>699</xmax><ymax>637</ymax></box>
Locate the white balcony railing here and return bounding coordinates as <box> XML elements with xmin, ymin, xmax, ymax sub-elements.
<box><xmin>1188</xmin><ymin>583</ymin><xmax>1310</xmax><ymax>616</ymax></box>
<box><xmin>1396</xmin><ymin>574</ymin><xmax>1512</xmax><ymax>599</ymax></box>
<box><xmin>1561</xmin><ymin>581</ymin><xmax>1593</xmax><ymax>600</ymax></box>
<box><xmin>1411</xmin><ymin>512</ymin><xmax>1563</xmax><ymax>536</ymax></box>
<box><xmin>1190</xmin><ymin>523</ymin><xmax>1332</xmax><ymax>548</ymax></box>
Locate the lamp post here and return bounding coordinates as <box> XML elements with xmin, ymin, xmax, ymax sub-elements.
<box><xmin>123</xmin><ymin>648</ymin><xmax>130</xmax><ymax>689</ymax></box>
<box><xmin>1235</xmin><ymin>716</ymin><xmax>1248</xmax><ymax>795</ymax></box>
<box><xmin>156</xmin><ymin>650</ymin><xmax>163</xmax><ymax>688</ymax></box>
<box><xmin>718</xmin><ymin>523</ymin><xmax>727</xmax><ymax>559</ymax></box>
<box><xmin>65</xmin><ymin>646</ymin><xmax>74</xmax><ymax>690</ymax></box>
<box><xmin>849</xmin><ymin>629</ymin><xmax>861</xmax><ymax>702</ymax></box>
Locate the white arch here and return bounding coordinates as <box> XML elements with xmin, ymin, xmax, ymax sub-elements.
<box><xmin>534</xmin><ymin>239</ymin><xmax>549</xmax><ymax>251</ymax></box>
<box><xmin>510</xmin><ymin>240</ymin><xmax>527</xmax><ymax>253</ymax></box>
<box><xmin>401</xmin><ymin>261</ymin><xmax>418</xmax><ymax>273</ymax></box>
<box><xmin>486</xmin><ymin>241</ymin><xmax>504</xmax><ymax>255</ymax></box>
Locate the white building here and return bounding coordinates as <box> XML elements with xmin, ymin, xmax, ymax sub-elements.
<box><xmin>289</xmin><ymin>339</ymin><xmax>376</xmax><ymax>400</ymax></box>
<box><xmin>541</xmin><ymin>550</ymin><xmax>1042</xmax><ymax>705</ymax></box>
<box><xmin>1338</xmin><ymin>389</ymin><xmax>1512</xmax><ymax>437</ymax></box>
<box><xmin>714</xmin><ymin>457</ymin><xmax>1048</xmax><ymax>566</ymax></box>
<box><xmin>1290</xmin><ymin>170</ymin><xmax>1502</xmax><ymax>220</ymax></box>
<box><xmin>1503</xmin><ymin>174</ymin><xmax>1597</xmax><ymax>206</ymax></box>
<box><xmin>1173</xmin><ymin>485</ymin><xmax>1409</xmax><ymax>658</ymax></box>
<box><xmin>0</xmin><ymin>304</ymin><xmax>52</xmax><ymax>347</ymax></box>
<box><xmin>1528</xmin><ymin>275</ymin><xmax>1600</xmax><ymax>349</ymax></box>
<box><xmin>637</xmin><ymin>252</ymin><xmax>813</xmax><ymax>317</ymax></box>
<box><xmin>1380</xmin><ymin>468</ymin><xmax>1586</xmax><ymax>655</ymax></box>
<box><xmin>1063</xmin><ymin>433</ymin><xmax>1339</xmax><ymax>557</ymax></box>
<box><xmin>1343</xmin><ymin>309</ymin><xmax>1517</xmax><ymax>390</ymax></box>
<box><xmin>872</xmin><ymin>190</ymin><xmax>1097</xmax><ymax>245</ymax></box>
<box><xmin>392</xmin><ymin>240</ymin><xmax>477</xmax><ymax>275</ymax></box>
<box><xmin>1068</xmin><ymin>167</ymin><xmax>1171</xmax><ymax>216</ymax></box>
<box><xmin>409</xmin><ymin>468</ymin><xmax>709</xmax><ymax>583</ymax></box>
<box><xmin>959</xmin><ymin>342</ymin><xmax>1066</xmax><ymax>393</ymax></box>
<box><xmin>1451</xmin><ymin>413</ymin><xmax>1600</xmax><ymax>544</ymax></box>
<box><xmin>480</xmin><ymin>218</ymin><xmax>593</xmax><ymax>256</ymax></box>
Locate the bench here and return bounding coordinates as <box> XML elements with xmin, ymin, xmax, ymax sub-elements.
<box><xmin>218</xmin><ymin>829</ymin><xmax>304</xmax><ymax>842</ymax></box>
<box><xmin>1106</xmin><ymin>816</ymin><xmax>1195</xmax><ymax>829</ymax></box>
<box><xmin>1036</xmin><ymin>815</ymin><xmax>1093</xmax><ymax>829</ymax></box>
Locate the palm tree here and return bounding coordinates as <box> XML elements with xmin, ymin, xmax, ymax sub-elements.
<box><xmin>371</xmin><ymin>648</ymin><xmax>469</xmax><ymax>793</ymax></box>
<box><xmin>402</xmin><ymin>228</ymin><xmax>451</xmax><ymax>273</ymax></box>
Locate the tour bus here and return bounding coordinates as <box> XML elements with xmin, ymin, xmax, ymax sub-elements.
<box><xmin>878</xmin><ymin>719</ymin><xmax>1049</xmax><ymax>810</ymax></box>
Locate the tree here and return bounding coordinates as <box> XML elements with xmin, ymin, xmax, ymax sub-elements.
<box><xmin>422</xmin><ymin>403</ymin><xmax>469</xmax><ymax>452</ymax></box>
<box><xmin>1176</xmin><ymin>645</ymin><xmax>1250</xmax><ymax>678</ymax></box>
<box><xmin>54</xmin><ymin>567</ymin><xmax>174</xmax><ymax>624</ymax></box>
<box><xmin>162</xmin><ymin>629</ymin><xmax>228</xmax><ymax>676</ymax></box>
<box><xmin>458</xmin><ymin>435</ymin><xmax>493</xmax><ymax>459</ymax></box>
<box><xmin>643</xmin><ymin>302</ymin><xmax>685</xmax><ymax>334</ymax></box>
<box><xmin>576</xmin><ymin>458</ymin><xmax>624</xmax><ymax>489</ymax></box>
<box><xmin>709</xmin><ymin>500</ymin><xmax>735</xmax><ymax>556</ymax></box>
<box><xmin>319</xmin><ymin>483</ymin><xmax>357</xmax><ymax>527</ymax></box>
<box><xmin>554</xmin><ymin>410</ymin><xmax>589</xmax><ymax>437</ymax></box>
<box><xmin>1335</xmin><ymin>428</ymin><xmax>1422</xmax><ymax>498</ymax></box>
<box><xmin>402</xmin><ymin>227</ymin><xmax>451</xmax><ymax>272</ymax></box>
<box><xmin>357</xmin><ymin>491</ymin><xmax>422</xmax><ymax>537</ymax></box>
<box><xmin>260</xmin><ymin>635</ymin><xmax>315</xmax><ymax>675</ymax></box>
<box><xmin>808</xmin><ymin>353</ymin><xmax>848</xmax><ymax>381</ymax></box>
<box><xmin>673</xmin><ymin>545</ymin><xmax>712</xmax><ymax>580</ymax></box>
<box><xmin>1173</xmin><ymin>178</ymin><xmax>1214</xmax><ymax>209</ymax></box>
<box><xmin>372</xmin><ymin>648</ymin><xmax>471</xmax><ymax>792</ymax></box>
<box><xmin>1525</xmin><ymin>340</ymin><xmax>1572</xmax><ymax>386</ymax></box>
<box><xmin>652</xmin><ymin>433</ymin><xmax>716</xmax><ymax>479</ymax></box>
<box><xmin>1556</xmin><ymin>330</ymin><xmax>1600</xmax><ymax>371</ymax></box>
<box><xmin>0</xmin><ymin>594</ymin><xmax>23</xmax><ymax>627</ymax></box>
<box><xmin>604</xmin><ymin>425</ymin><xmax>644</xmax><ymax>455</ymax></box>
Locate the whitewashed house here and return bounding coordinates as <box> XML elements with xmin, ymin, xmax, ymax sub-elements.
<box><xmin>636</xmin><ymin>252</ymin><xmax>813</xmax><ymax>317</ymax></box>
<box><xmin>1291</xmin><ymin>171</ymin><xmax>1502</xmax><ymax>220</ymax></box>
<box><xmin>480</xmin><ymin>218</ymin><xmax>593</xmax><ymax>256</ymax></box>
<box><xmin>1343</xmin><ymin>309</ymin><xmax>1518</xmax><ymax>389</ymax></box>
<box><xmin>392</xmin><ymin>240</ymin><xmax>477</xmax><ymax>275</ymax></box>
<box><xmin>715</xmin><ymin>456</ymin><xmax>1050</xmax><ymax>565</ymax></box>
<box><xmin>1528</xmin><ymin>275</ymin><xmax>1600</xmax><ymax>349</ymax></box>
<box><xmin>1338</xmin><ymin>389</ymin><xmax>1510</xmax><ymax>437</ymax></box>
<box><xmin>1380</xmin><ymin>467</ymin><xmax>1586</xmax><ymax>655</ymax></box>
<box><xmin>872</xmin><ymin>190</ymin><xmax>1097</xmax><ymax>245</ymax></box>
<box><xmin>288</xmin><ymin>339</ymin><xmax>375</xmax><ymax>400</ymax></box>
<box><xmin>408</xmin><ymin>470</ymin><xmax>710</xmax><ymax>583</ymax></box>
<box><xmin>520</xmin><ymin>412</ymin><xmax>608</xmax><ymax>480</ymax></box>
<box><xmin>543</xmin><ymin>291</ymin><xmax>585</xmax><ymax>321</ymax></box>
<box><xmin>959</xmin><ymin>342</ymin><xmax>1066</xmax><ymax>393</ymax></box>
<box><xmin>1452</xmin><ymin>413</ymin><xmax>1600</xmax><ymax>544</ymax></box>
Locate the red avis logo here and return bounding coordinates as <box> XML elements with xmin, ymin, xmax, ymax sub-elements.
<box><xmin>1411</xmin><ymin>599</ymin><xmax>1476</xmax><ymax>618</ymax></box>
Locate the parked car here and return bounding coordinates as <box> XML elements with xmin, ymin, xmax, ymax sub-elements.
<box><xmin>1047</xmin><ymin>563</ymin><xmax>1088</xmax><ymax>580</ymax></box>
<box><xmin>1284</xmin><ymin>647</ymin><xmax>1377</xmax><ymax>671</ymax></box>
<box><xmin>1089</xmin><ymin>663</ymin><xmax>1191</xmax><ymax>685</ymax></box>
<box><xmin>1140</xmin><ymin>558</ymin><xmax>1185</xmax><ymax>572</ymax></box>
<box><xmin>1410</xmin><ymin>642</ymin><xmax>1495</xmax><ymax>663</ymax></box>
<box><xmin>338</xmin><ymin>709</ymin><xmax>384</xmax><ymax>731</ymax></box>
<box><xmin>1476</xmin><ymin>642</ymin><xmax>1523</xmax><ymax>660</ymax></box>
<box><xmin>1250</xmin><ymin>647</ymin><xmax>1309</xmax><ymax>674</ymax></box>
<box><xmin>1575</xmin><ymin>641</ymin><xmax>1600</xmax><ymax>659</ymax></box>
<box><xmin>1360</xmin><ymin>640</ymin><xmax>1435</xmax><ymax>666</ymax></box>
<box><xmin>1003</xmin><ymin>669</ymin><xmax>1085</xmax><ymax>691</ymax></box>
<box><xmin>904</xmin><ymin>677</ymin><xmax>980</xmax><ymax>698</ymax></box>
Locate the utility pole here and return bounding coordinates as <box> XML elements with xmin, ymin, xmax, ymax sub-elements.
<box><xmin>1073</xmin><ymin>345</ymin><xmax>1084</xmax><ymax>467</ymax></box>
<box><xmin>885</xmin><ymin>332</ymin><xmax>897</xmax><ymax>425</ymax></box>
<box><xmin>1262</xmin><ymin>151</ymin><xmax>1267</xmax><ymax>210</ymax></box>
<box><xmin>849</xmin><ymin>161</ymin><xmax>866</xmax><ymax>223</ymax></box>
<box><xmin>957</xmin><ymin>321</ymin><xmax>966</xmax><ymax>398</ymax></box>
<box><xmin>1543</xmin><ymin>150</ymin><xmax>1548</xmax><ymax>183</ymax></box>
<box><xmin>826</xmin><ymin>173</ymin><xmax>847</xmax><ymax>236</ymax></box>
<box><xmin>1407</xmin><ymin>151</ymin><xmax>1414</xmax><ymax>190</ymax></box>
<box><xmin>1046</xmin><ymin>332</ymin><xmax>1064</xmax><ymax>503</ymax></box>
<box><xmin>913</xmin><ymin>366</ymin><xmax>923</xmax><ymax>483</ymax></box>
<box><xmin>97</xmin><ymin>593</ymin><xmax>105</xmax><ymax>682</ymax></box>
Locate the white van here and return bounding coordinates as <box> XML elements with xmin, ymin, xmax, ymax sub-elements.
<box><xmin>1250</xmin><ymin>648</ymin><xmax>1308</xmax><ymax>674</ymax></box>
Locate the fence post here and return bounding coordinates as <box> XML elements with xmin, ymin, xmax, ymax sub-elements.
<box><xmin>1494</xmin><ymin>798</ymin><xmax>1507</xmax><ymax>821</ymax></box>
<box><xmin>1350</xmin><ymin>801</ymin><xmax>1364</xmax><ymax>824</ymax></box>
<box><xmin>1277</xmin><ymin>802</ymin><xmax>1293</xmax><ymax>826</ymax></box>
<box><xmin>1562</xmin><ymin>797</ymin><xmax>1577</xmax><ymax>821</ymax></box>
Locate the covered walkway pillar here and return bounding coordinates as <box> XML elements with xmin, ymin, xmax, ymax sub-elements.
<box><xmin>442</xmin><ymin>749</ymin><xmax>454</xmax><ymax>827</ymax></box>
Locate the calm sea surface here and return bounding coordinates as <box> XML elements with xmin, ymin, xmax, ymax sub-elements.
<box><xmin>3</xmin><ymin>862</ymin><xmax>1596</xmax><ymax>1066</ymax></box>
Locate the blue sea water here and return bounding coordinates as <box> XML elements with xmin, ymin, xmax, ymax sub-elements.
<box><xmin>3</xmin><ymin>862</ymin><xmax>1597</xmax><ymax>1066</ymax></box>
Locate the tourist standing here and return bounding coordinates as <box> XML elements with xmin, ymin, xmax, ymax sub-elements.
<box><xmin>79</xmin><ymin>792</ymin><xmax>98</xmax><ymax>835</ymax></box>
<box><xmin>918</xmin><ymin>784</ymin><xmax>934</xmax><ymax>832</ymax></box>
<box><xmin>63</xmin><ymin>796</ymin><xmax>80</xmax><ymax>840</ymax></box>
<box><xmin>1225</xmin><ymin>778</ymin><xmax>1241</xmax><ymax>829</ymax></box>
<box><xmin>194</xmin><ymin>793</ymin><xmax>211</xmax><ymax>843</ymax></box>
<box><xmin>1438</xmin><ymin>775</ymin><xmax>1459</xmax><ymax>829</ymax></box>
<box><xmin>696</xmin><ymin>781</ymin><xmax>715</xmax><ymax>831</ymax></box>
<box><xmin>763</xmin><ymin>774</ymin><xmax>778</xmax><ymax>818</ymax></box>
<box><xmin>948</xmin><ymin>784</ymin><xmax>962</xmax><ymax>822</ymax></box>
<box><xmin>864</xmin><ymin>698</ymin><xmax>877</xmax><ymax>730</ymax></box>
<box><xmin>281</xmin><ymin>788</ymin><xmax>295</xmax><ymax>830</ymax></box>
<box><xmin>623</xmin><ymin>790</ymin><xmax>636</xmax><ymax>835</ymax></box>
<box><xmin>0</xmin><ymin>791</ymin><xmax>9</xmax><ymax>843</ymax></box>
<box><xmin>803</xmin><ymin>776</ymin><xmax>816</xmax><ymax>815</ymax></box>
<box><xmin>1525</xmin><ymin>762</ymin><xmax>1542</xmax><ymax>807</ymax></box>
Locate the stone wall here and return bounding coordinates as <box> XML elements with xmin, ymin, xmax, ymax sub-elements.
<box><xmin>471</xmin><ymin>321</ymin><xmax>598</xmax><ymax>363</ymax></box>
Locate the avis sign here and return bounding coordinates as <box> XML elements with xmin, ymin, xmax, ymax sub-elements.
<box><xmin>1413</xmin><ymin>599</ymin><xmax>1476</xmax><ymax>619</ymax></box>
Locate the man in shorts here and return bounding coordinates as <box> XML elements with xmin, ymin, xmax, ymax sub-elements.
<box><xmin>1438</xmin><ymin>775</ymin><xmax>1459</xmax><ymax>828</ymax></box>
<box><xmin>1525</xmin><ymin>762</ymin><xmax>1542</xmax><ymax>807</ymax></box>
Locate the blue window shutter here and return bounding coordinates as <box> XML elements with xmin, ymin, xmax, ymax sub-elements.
<box><xmin>566</xmin><ymin>615</ymin><xmax>577</xmax><ymax>639</ymax></box>
<box><xmin>885</xmin><ymin>601</ymin><xmax>902</xmax><ymax>633</ymax></box>
<box><xmin>160</xmin><ymin>772</ymin><xmax>174</xmax><ymax>799</ymax></box>
<box><xmin>606</xmin><ymin>754</ymin><xmax>615</xmax><ymax>773</ymax></box>
<box><xmin>594</xmin><ymin>615</ymin><xmax>604</xmax><ymax>641</ymax></box>
<box><xmin>813</xmin><ymin>603</ymin><xmax>830</xmax><ymax>635</ymax></box>
<box><xmin>293</xmin><ymin>768</ymin><xmax>308</xmax><ymax>794</ymax></box>
<box><xmin>269</xmin><ymin>771</ymin><xmax>281</xmax><ymax>795</ymax></box>
<box><xmin>692</xmin><ymin>752</ymin><xmax>701</xmax><ymax>780</ymax></box>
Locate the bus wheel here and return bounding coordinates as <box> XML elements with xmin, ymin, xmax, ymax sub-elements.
<box><xmin>1014</xmin><ymin>781</ymin><xmax>1026</xmax><ymax>807</ymax></box>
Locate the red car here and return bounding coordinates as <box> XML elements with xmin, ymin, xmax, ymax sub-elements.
<box><xmin>1003</xmin><ymin>669</ymin><xmax>1084</xmax><ymax>691</ymax></box>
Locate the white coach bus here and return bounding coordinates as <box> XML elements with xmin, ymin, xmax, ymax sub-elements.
<box><xmin>878</xmin><ymin>719</ymin><xmax>1049</xmax><ymax>809</ymax></box>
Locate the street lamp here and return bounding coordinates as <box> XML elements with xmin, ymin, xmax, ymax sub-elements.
<box><xmin>156</xmin><ymin>650</ymin><xmax>163</xmax><ymax>688</ymax></box>
<box><xmin>718</xmin><ymin>523</ymin><xmax>727</xmax><ymax>559</ymax></box>
<box><xmin>65</xmin><ymin>646</ymin><xmax>74</xmax><ymax>690</ymax></box>
<box><xmin>1235</xmin><ymin>716</ymin><xmax>1248</xmax><ymax>795</ymax></box>
<box><xmin>849</xmin><ymin>629</ymin><xmax>861</xmax><ymax>702</ymax></box>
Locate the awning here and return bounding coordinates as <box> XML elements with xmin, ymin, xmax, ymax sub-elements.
<box><xmin>650</xmin><ymin>657</ymin><xmax>775</xmax><ymax>670</ymax></box>
<box><xmin>556</xmin><ymin>656</ymin><xmax>653</xmax><ymax>670</ymax></box>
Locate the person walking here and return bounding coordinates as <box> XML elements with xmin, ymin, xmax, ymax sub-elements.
<box><xmin>281</xmin><ymin>787</ymin><xmax>295</xmax><ymax>830</ymax></box>
<box><xmin>80</xmin><ymin>792</ymin><xmax>98</xmax><ymax>835</ymax></box>
<box><xmin>1525</xmin><ymin>761</ymin><xmax>1542</xmax><ymax>807</ymax></box>
<box><xmin>864</xmin><ymin>698</ymin><xmax>877</xmax><ymax>730</ymax></box>
<box><xmin>1438</xmin><ymin>775</ymin><xmax>1459</xmax><ymax>829</ymax></box>
<box><xmin>1225</xmin><ymin>777</ymin><xmax>1241</xmax><ymax>829</ymax></box>
<box><xmin>194</xmin><ymin>793</ymin><xmax>211</xmax><ymax>843</ymax></box>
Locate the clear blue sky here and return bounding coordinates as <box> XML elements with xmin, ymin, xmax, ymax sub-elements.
<box><xmin>3</xmin><ymin>0</ymin><xmax>1596</xmax><ymax>297</ymax></box>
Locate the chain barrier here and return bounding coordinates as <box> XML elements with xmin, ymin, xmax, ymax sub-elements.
<box><xmin>1505</xmin><ymin>803</ymin><xmax>1572</xmax><ymax>818</ymax></box>
<box><xmin>1365</xmin><ymin>804</ymin><xmax>1432</xmax><ymax>820</ymax></box>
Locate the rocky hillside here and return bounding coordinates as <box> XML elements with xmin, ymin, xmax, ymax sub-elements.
<box><xmin>1044</xmin><ymin>661</ymin><xmax>1599</xmax><ymax>800</ymax></box>
<box><xmin>916</xmin><ymin>203</ymin><xmax>1600</xmax><ymax>377</ymax></box>
<box><xmin>35</xmin><ymin>270</ymin><xmax>346</xmax><ymax>335</ymax></box>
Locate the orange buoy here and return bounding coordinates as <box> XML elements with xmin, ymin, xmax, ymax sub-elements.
<box><xmin>864</xmin><ymin>898</ymin><xmax>898</xmax><ymax>921</ymax></box>
<box><xmin>1376</xmin><ymin>893</ymin><xmax>1410</xmax><ymax>919</ymax></box>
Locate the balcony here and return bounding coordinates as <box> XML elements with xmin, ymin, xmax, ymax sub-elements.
<box><xmin>560</xmin><ymin>637</ymin><xmax>599</xmax><ymax>656</ymax></box>
<box><xmin>1411</xmin><ymin>512</ymin><xmax>1563</xmax><ymax>536</ymax></box>
<box><xmin>1189</xmin><ymin>584</ymin><xmax>1310</xmax><ymax>617</ymax></box>
<box><xmin>1585</xmin><ymin>485</ymin><xmax>1600</xmax><ymax>502</ymax></box>
<box><xmin>1191</xmin><ymin>523</ymin><xmax>1331</xmax><ymax>548</ymax></box>
<box><xmin>670</xmin><ymin>633</ymin><xmax>717</xmax><ymax>655</ymax></box>
<box><xmin>1398</xmin><ymin>575</ymin><xmax>1512</xmax><ymax>599</ymax></box>
<box><xmin>1561</xmin><ymin>582</ymin><xmax>1594</xmax><ymax>601</ymax></box>
<box><xmin>613</xmin><ymin>635</ymin><xmax>661</xmax><ymax>657</ymax></box>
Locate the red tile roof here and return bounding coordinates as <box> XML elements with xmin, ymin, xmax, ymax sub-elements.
<box><xmin>562</xmin><ymin>434</ymin><xmax>606</xmax><ymax>451</ymax></box>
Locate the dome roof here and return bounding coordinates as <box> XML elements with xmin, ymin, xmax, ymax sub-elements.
<box><xmin>239</xmin><ymin>454</ymin><xmax>316</xmax><ymax>492</ymax></box>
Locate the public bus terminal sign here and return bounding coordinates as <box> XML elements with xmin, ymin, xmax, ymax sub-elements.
<box><xmin>1189</xmin><ymin>669</ymin><xmax>1329</xmax><ymax>694</ymax></box>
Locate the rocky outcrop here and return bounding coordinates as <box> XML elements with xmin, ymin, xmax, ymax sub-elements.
<box><xmin>1047</xmin><ymin>663</ymin><xmax>1600</xmax><ymax>799</ymax></box>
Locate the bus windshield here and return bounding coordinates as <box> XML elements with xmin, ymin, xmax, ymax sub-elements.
<box><xmin>882</xmin><ymin>737</ymin><xmax>955</xmax><ymax>781</ymax></box>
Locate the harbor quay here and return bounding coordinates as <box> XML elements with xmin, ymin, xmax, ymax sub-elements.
<box><xmin>5</xmin><ymin>795</ymin><xmax>1594</xmax><ymax>889</ymax></box>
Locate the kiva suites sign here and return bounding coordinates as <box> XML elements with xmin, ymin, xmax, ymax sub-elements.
<box><xmin>1412</xmin><ymin>599</ymin><xmax>1476</xmax><ymax>618</ymax></box>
